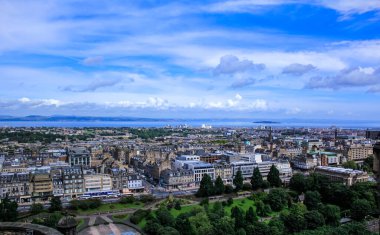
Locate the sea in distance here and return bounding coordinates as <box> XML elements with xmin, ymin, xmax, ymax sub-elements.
<box><xmin>0</xmin><ymin>118</ymin><xmax>380</xmax><ymax>129</ymax></box>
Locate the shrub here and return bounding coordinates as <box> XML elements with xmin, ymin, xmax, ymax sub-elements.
<box><xmin>30</xmin><ymin>203</ymin><xmax>44</xmax><ymax>215</ymax></box>
<box><xmin>174</xmin><ymin>201</ymin><xmax>181</xmax><ymax>210</ymax></box>
<box><xmin>139</xmin><ymin>195</ymin><xmax>155</xmax><ymax>203</ymax></box>
<box><xmin>227</xmin><ymin>197</ymin><xmax>233</xmax><ymax>206</ymax></box>
<box><xmin>242</xmin><ymin>183</ymin><xmax>252</xmax><ymax>191</ymax></box>
<box><xmin>225</xmin><ymin>185</ymin><xmax>234</xmax><ymax>194</ymax></box>
<box><xmin>200</xmin><ymin>198</ymin><xmax>209</xmax><ymax>206</ymax></box>
<box><xmin>130</xmin><ymin>209</ymin><xmax>151</xmax><ymax>224</ymax></box>
<box><xmin>120</xmin><ymin>196</ymin><xmax>135</xmax><ymax>204</ymax></box>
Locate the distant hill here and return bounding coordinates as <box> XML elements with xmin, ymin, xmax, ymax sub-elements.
<box><xmin>0</xmin><ymin>115</ymin><xmax>174</xmax><ymax>122</ymax></box>
<box><xmin>253</xmin><ymin>121</ymin><xmax>280</xmax><ymax>124</ymax></box>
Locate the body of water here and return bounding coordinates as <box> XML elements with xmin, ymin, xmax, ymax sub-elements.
<box><xmin>0</xmin><ymin>119</ymin><xmax>379</xmax><ymax>129</ymax></box>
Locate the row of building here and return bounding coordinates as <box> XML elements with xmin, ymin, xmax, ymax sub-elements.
<box><xmin>0</xmin><ymin>166</ymin><xmax>143</xmax><ymax>203</ymax></box>
<box><xmin>160</xmin><ymin>154</ymin><xmax>293</xmax><ymax>190</ymax></box>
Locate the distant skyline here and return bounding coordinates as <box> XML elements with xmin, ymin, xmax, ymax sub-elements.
<box><xmin>1</xmin><ymin>0</ymin><xmax>380</xmax><ymax>120</ymax></box>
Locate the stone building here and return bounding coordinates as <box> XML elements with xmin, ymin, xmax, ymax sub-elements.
<box><xmin>62</xmin><ymin>167</ymin><xmax>84</xmax><ymax>199</ymax></box>
<box><xmin>0</xmin><ymin>172</ymin><xmax>30</xmax><ymax>203</ymax></box>
<box><xmin>68</xmin><ymin>147</ymin><xmax>91</xmax><ymax>167</ymax></box>
<box><xmin>160</xmin><ymin>169</ymin><xmax>194</xmax><ymax>189</ymax></box>
<box><xmin>30</xmin><ymin>173</ymin><xmax>53</xmax><ymax>201</ymax></box>
<box><xmin>314</xmin><ymin>166</ymin><xmax>368</xmax><ymax>186</ymax></box>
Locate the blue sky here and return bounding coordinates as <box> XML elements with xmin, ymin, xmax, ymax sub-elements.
<box><xmin>1</xmin><ymin>0</ymin><xmax>380</xmax><ymax>120</ymax></box>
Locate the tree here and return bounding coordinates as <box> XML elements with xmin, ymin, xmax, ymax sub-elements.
<box><xmin>268</xmin><ymin>218</ymin><xmax>285</xmax><ymax>235</ymax></box>
<box><xmin>304</xmin><ymin>210</ymin><xmax>325</xmax><ymax>230</ymax></box>
<box><xmin>233</xmin><ymin>170</ymin><xmax>244</xmax><ymax>192</ymax></box>
<box><xmin>251</xmin><ymin>167</ymin><xmax>263</xmax><ymax>190</ymax></box>
<box><xmin>0</xmin><ymin>195</ymin><xmax>18</xmax><ymax>222</ymax></box>
<box><xmin>321</xmin><ymin>204</ymin><xmax>340</xmax><ymax>226</ymax></box>
<box><xmin>49</xmin><ymin>196</ymin><xmax>62</xmax><ymax>212</ymax></box>
<box><xmin>289</xmin><ymin>173</ymin><xmax>307</xmax><ymax>194</ymax></box>
<box><xmin>174</xmin><ymin>214</ymin><xmax>194</xmax><ymax>235</ymax></box>
<box><xmin>342</xmin><ymin>160</ymin><xmax>358</xmax><ymax>170</ymax></box>
<box><xmin>245</xmin><ymin>206</ymin><xmax>257</xmax><ymax>224</ymax></box>
<box><xmin>156</xmin><ymin>206</ymin><xmax>175</xmax><ymax>227</ymax></box>
<box><xmin>267</xmin><ymin>164</ymin><xmax>282</xmax><ymax>187</ymax></box>
<box><xmin>211</xmin><ymin>201</ymin><xmax>224</xmax><ymax>219</ymax></box>
<box><xmin>246</xmin><ymin>222</ymin><xmax>270</xmax><ymax>235</ymax></box>
<box><xmin>196</xmin><ymin>174</ymin><xmax>214</xmax><ymax>197</ymax></box>
<box><xmin>256</xmin><ymin>200</ymin><xmax>270</xmax><ymax>217</ymax></box>
<box><xmin>281</xmin><ymin>203</ymin><xmax>307</xmax><ymax>233</ymax></box>
<box><xmin>30</xmin><ymin>203</ymin><xmax>44</xmax><ymax>215</ymax></box>
<box><xmin>351</xmin><ymin>199</ymin><xmax>371</xmax><ymax>221</ymax></box>
<box><xmin>174</xmin><ymin>201</ymin><xmax>181</xmax><ymax>210</ymax></box>
<box><xmin>214</xmin><ymin>176</ymin><xmax>225</xmax><ymax>195</ymax></box>
<box><xmin>158</xmin><ymin>226</ymin><xmax>180</xmax><ymax>235</ymax></box>
<box><xmin>304</xmin><ymin>191</ymin><xmax>321</xmax><ymax>211</ymax></box>
<box><xmin>144</xmin><ymin>221</ymin><xmax>163</xmax><ymax>235</ymax></box>
<box><xmin>265</xmin><ymin>188</ymin><xmax>288</xmax><ymax>211</ymax></box>
<box><xmin>224</xmin><ymin>185</ymin><xmax>234</xmax><ymax>194</ymax></box>
<box><xmin>189</xmin><ymin>211</ymin><xmax>213</xmax><ymax>235</ymax></box>
<box><xmin>231</xmin><ymin>206</ymin><xmax>245</xmax><ymax>229</ymax></box>
<box><xmin>212</xmin><ymin>216</ymin><xmax>235</xmax><ymax>235</ymax></box>
<box><xmin>236</xmin><ymin>228</ymin><xmax>246</xmax><ymax>235</ymax></box>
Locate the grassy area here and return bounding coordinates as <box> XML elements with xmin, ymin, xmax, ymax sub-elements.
<box><xmin>170</xmin><ymin>204</ymin><xmax>196</xmax><ymax>217</ymax></box>
<box><xmin>77</xmin><ymin>202</ymin><xmax>143</xmax><ymax>215</ymax></box>
<box><xmin>222</xmin><ymin>198</ymin><xmax>255</xmax><ymax>216</ymax></box>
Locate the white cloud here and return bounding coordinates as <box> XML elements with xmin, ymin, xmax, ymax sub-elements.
<box><xmin>305</xmin><ymin>66</ymin><xmax>380</xmax><ymax>89</ymax></box>
<box><xmin>18</xmin><ymin>97</ymin><xmax>31</xmax><ymax>103</ymax></box>
<box><xmin>249</xmin><ymin>99</ymin><xmax>268</xmax><ymax>111</ymax></box>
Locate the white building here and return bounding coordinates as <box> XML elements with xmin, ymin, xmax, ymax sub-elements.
<box><xmin>185</xmin><ymin>162</ymin><xmax>215</xmax><ymax>183</ymax></box>
<box><xmin>127</xmin><ymin>174</ymin><xmax>144</xmax><ymax>193</ymax></box>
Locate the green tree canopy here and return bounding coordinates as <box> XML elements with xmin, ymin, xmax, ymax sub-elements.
<box><xmin>245</xmin><ymin>206</ymin><xmax>258</xmax><ymax>224</ymax></box>
<box><xmin>233</xmin><ymin>170</ymin><xmax>244</xmax><ymax>192</ymax></box>
<box><xmin>265</xmin><ymin>188</ymin><xmax>288</xmax><ymax>211</ymax></box>
<box><xmin>251</xmin><ymin>167</ymin><xmax>263</xmax><ymax>190</ymax></box>
<box><xmin>304</xmin><ymin>210</ymin><xmax>325</xmax><ymax>230</ymax></box>
<box><xmin>342</xmin><ymin>160</ymin><xmax>358</xmax><ymax>170</ymax></box>
<box><xmin>304</xmin><ymin>191</ymin><xmax>322</xmax><ymax>211</ymax></box>
<box><xmin>49</xmin><ymin>196</ymin><xmax>62</xmax><ymax>212</ymax></box>
<box><xmin>214</xmin><ymin>176</ymin><xmax>225</xmax><ymax>195</ymax></box>
<box><xmin>281</xmin><ymin>203</ymin><xmax>307</xmax><ymax>233</ymax></box>
<box><xmin>267</xmin><ymin>164</ymin><xmax>282</xmax><ymax>187</ymax></box>
<box><xmin>0</xmin><ymin>195</ymin><xmax>18</xmax><ymax>222</ymax></box>
<box><xmin>351</xmin><ymin>199</ymin><xmax>372</xmax><ymax>221</ymax></box>
<box><xmin>196</xmin><ymin>174</ymin><xmax>214</xmax><ymax>197</ymax></box>
<box><xmin>320</xmin><ymin>204</ymin><xmax>340</xmax><ymax>227</ymax></box>
<box><xmin>156</xmin><ymin>206</ymin><xmax>175</xmax><ymax>227</ymax></box>
<box><xmin>289</xmin><ymin>173</ymin><xmax>307</xmax><ymax>194</ymax></box>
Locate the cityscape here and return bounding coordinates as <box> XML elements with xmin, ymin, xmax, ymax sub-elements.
<box><xmin>1</xmin><ymin>1</ymin><xmax>380</xmax><ymax>235</ymax></box>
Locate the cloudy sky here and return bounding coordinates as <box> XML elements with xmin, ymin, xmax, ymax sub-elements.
<box><xmin>1</xmin><ymin>0</ymin><xmax>380</xmax><ymax>119</ymax></box>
